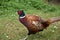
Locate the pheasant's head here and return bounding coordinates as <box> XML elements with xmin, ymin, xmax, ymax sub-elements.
<box><xmin>17</xmin><ymin>10</ymin><xmax>25</xmax><ymax>18</ymax></box>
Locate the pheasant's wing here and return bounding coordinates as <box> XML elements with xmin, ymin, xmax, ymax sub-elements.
<box><xmin>26</xmin><ymin>15</ymin><xmax>44</xmax><ymax>32</ymax></box>
<box><xmin>32</xmin><ymin>20</ymin><xmax>44</xmax><ymax>30</ymax></box>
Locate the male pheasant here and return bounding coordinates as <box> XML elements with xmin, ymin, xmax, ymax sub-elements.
<box><xmin>17</xmin><ymin>10</ymin><xmax>60</xmax><ymax>40</ymax></box>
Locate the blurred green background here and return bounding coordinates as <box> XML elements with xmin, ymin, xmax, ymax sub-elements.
<box><xmin>0</xmin><ymin>0</ymin><xmax>60</xmax><ymax>40</ymax></box>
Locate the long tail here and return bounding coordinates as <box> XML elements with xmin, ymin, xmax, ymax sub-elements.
<box><xmin>41</xmin><ymin>16</ymin><xmax>60</xmax><ymax>28</ymax></box>
<box><xmin>46</xmin><ymin>16</ymin><xmax>60</xmax><ymax>24</ymax></box>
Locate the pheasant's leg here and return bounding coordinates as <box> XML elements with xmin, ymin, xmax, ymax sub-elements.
<box><xmin>23</xmin><ymin>35</ymin><xmax>28</xmax><ymax>40</ymax></box>
<box><xmin>20</xmin><ymin>35</ymin><xmax>28</xmax><ymax>40</ymax></box>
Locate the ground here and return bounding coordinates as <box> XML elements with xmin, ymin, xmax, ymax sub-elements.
<box><xmin>0</xmin><ymin>9</ymin><xmax>60</xmax><ymax>40</ymax></box>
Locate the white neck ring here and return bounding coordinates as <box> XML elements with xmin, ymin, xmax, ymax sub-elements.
<box><xmin>20</xmin><ymin>16</ymin><xmax>25</xmax><ymax>18</ymax></box>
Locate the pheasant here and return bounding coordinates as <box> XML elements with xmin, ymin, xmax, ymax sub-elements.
<box><xmin>17</xmin><ymin>10</ymin><xmax>60</xmax><ymax>40</ymax></box>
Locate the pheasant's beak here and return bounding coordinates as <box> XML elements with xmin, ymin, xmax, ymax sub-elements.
<box><xmin>17</xmin><ymin>11</ymin><xmax>20</xmax><ymax>15</ymax></box>
<box><xmin>16</xmin><ymin>11</ymin><xmax>17</xmax><ymax>14</ymax></box>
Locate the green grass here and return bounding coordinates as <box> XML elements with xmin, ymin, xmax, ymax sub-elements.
<box><xmin>0</xmin><ymin>9</ymin><xmax>60</xmax><ymax>40</ymax></box>
<box><xmin>0</xmin><ymin>0</ymin><xmax>60</xmax><ymax>40</ymax></box>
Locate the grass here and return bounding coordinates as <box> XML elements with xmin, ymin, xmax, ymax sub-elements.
<box><xmin>0</xmin><ymin>0</ymin><xmax>60</xmax><ymax>40</ymax></box>
<box><xmin>0</xmin><ymin>9</ymin><xmax>60</xmax><ymax>40</ymax></box>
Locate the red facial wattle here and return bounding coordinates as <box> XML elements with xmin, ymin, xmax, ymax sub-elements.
<box><xmin>17</xmin><ymin>10</ymin><xmax>22</xmax><ymax>15</ymax></box>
